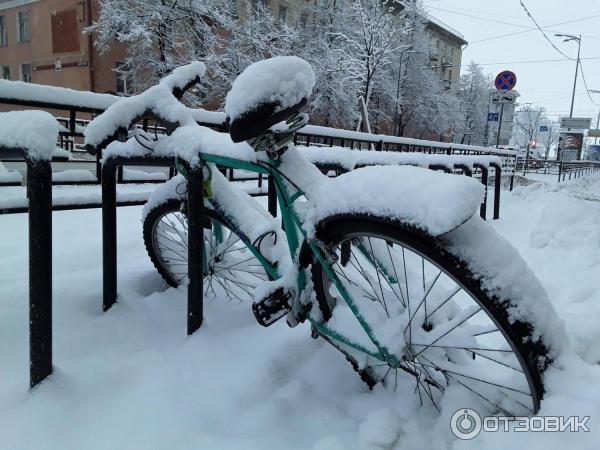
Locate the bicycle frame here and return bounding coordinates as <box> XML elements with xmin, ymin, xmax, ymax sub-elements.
<box><xmin>185</xmin><ymin>149</ymin><xmax>404</xmax><ymax>367</ymax></box>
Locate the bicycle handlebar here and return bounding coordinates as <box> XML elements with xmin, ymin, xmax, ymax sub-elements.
<box><xmin>84</xmin><ymin>62</ymin><xmax>206</xmax><ymax>155</ymax></box>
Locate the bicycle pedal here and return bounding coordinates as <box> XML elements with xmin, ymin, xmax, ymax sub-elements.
<box><xmin>252</xmin><ymin>287</ymin><xmax>292</xmax><ymax>327</ymax></box>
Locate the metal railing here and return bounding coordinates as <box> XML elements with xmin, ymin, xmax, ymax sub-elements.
<box><xmin>1</xmin><ymin>81</ymin><xmax>516</xmax><ymax>219</ymax></box>
<box><xmin>514</xmin><ymin>158</ymin><xmax>600</xmax><ymax>182</ymax></box>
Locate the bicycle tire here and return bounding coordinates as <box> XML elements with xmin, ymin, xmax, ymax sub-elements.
<box><xmin>143</xmin><ymin>198</ymin><xmax>269</xmax><ymax>301</ymax></box>
<box><xmin>311</xmin><ymin>215</ymin><xmax>550</xmax><ymax>415</ymax></box>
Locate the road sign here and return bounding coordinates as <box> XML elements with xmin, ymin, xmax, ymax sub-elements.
<box><xmin>560</xmin><ymin>117</ymin><xmax>592</xmax><ymax>129</ymax></box>
<box><xmin>588</xmin><ymin>129</ymin><xmax>600</xmax><ymax>138</ymax></box>
<box><xmin>487</xmin><ymin>112</ymin><xmax>498</xmax><ymax>122</ymax></box>
<box><xmin>495</xmin><ymin>70</ymin><xmax>517</xmax><ymax>91</ymax></box>
<box><xmin>539</xmin><ymin>125</ymin><xmax>549</xmax><ymax>132</ymax></box>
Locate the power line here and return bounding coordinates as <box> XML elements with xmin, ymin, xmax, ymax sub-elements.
<box><xmin>432</xmin><ymin>9</ymin><xmax>600</xmax><ymax>45</ymax></box>
<box><xmin>428</xmin><ymin>6</ymin><xmax>533</xmax><ymax>29</ymax></box>
<box><xmin>578</xmin><ymin>60</ymin><xmax>600</xmax><ymax>106</ymax></box>
<box><xmin>427</xmin><ymin>5</ymin><xmax>528</xmax><ymax>22</ymax></box>
<box><xmin>517</xmin><ymin>0</ymin><xmax>575</xmax><ymax>60</ymax></box>
<box><xmin>428</xmin><ymin>56</ymin><xmax>600</xmax><ymax>70</ymax></box>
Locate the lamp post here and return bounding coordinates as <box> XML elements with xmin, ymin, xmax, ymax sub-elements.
<box><xmin>394</xmin><ymin>48</ymin><xmax>416</xmax><ymax>136</ymax></box>
<box><xmin>555</xmin><ymin>34</ymin><xmax>581</xmax><ymax>118</ymax></box>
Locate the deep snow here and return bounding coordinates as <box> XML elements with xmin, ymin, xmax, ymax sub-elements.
<box><xmin>0</xmin><ymin>174</ymin><xmax>599</xmax><ymax>449</ymax></box>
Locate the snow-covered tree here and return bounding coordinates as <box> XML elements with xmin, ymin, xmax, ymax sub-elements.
<box><xmin>335</xmin><ymin>0</ymin><xmax>410</xmax><ymax>130</ymax></box>
<box><xmin>303</xmin><ymin>0</ymin><xmax>361</xmax><ymax>128</ymax></box>
<box><xmin>456</xmin><ymin>63</ymin><xmax>491</xmax><ymax>145</ymax></box>
<box><xmin>89</xmin><ymin>0</ymin><xmax>477</xmax><ymax>139</ymax></box>
<box><xmin>393</xmin><ymin>6</ymin><xmax>453</xmax><ymax>138</ymax></box>
<box><xmin>538</xmin><ymin>118</ymin><xmax>560</xmax><ymax>159</ymax></box>
<box><xmin>88</xmin><ymin>0</ymin><xmax>232</xmax><ymax>101</ymax></box>
<box><xmin>514</xmin><ymin>106</ymin><xmax>544</xmax><ymax>158</ymax></box>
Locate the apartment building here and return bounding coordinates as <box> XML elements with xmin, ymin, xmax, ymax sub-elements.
<box><xmin>0</xmin><ymin>0</ymin><xmax>126</xmax><ymax>94</ymax></box>
<box><xmin>426</xmin><ymin>16</ymin><xmax>467</xmax><ymax>90</ymax></box>
<box><xmin>0</xmin><ymin>0</ymin><xmax>465</xmax><ymax>96</ymax></box>
<box><xmin>261</xmin><ymin>1</ymin><xmax>467</xmax><ymax>90</ymax></box>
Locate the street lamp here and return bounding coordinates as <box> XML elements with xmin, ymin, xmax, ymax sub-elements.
<box><xmin>555</xmin><ymin>34</ymin><xmax>581</xmax><ymax>118</ymax></box>
<box><xmin>394</xmin><ymin>48</ymin><xmax>417</xmax><ymax>136</ymax></box>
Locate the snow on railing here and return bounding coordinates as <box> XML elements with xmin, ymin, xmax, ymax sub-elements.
<box><xmin>0</xmin><ymin>79</ymin><xmax>117</xmax><ymax>112</ymax></box>
<box><xmin>296</xmin><ymin>124</ymin><xmax>516</xmax><ymax>156</ymax></box>
<box><xmin>0</xmin><ymin>80</ymin><xmax>514</xmax><ymax>154</ymax></box>
<box><xmin>0</xmin><ymin>110</ymin><xmax>59</xmax><ymax>160</ymax></box>
<box><xmin>300</xmin><ymin>146</ymin><xmax>502</xmax><ymax>171</ymax></box>
<box><xmin>0</xmin><ymin>79</ymin><xmax>516</xmax><ymax>182</ymax></box>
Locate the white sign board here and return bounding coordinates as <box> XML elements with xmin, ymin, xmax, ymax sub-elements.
<box><xmin>560</xmin><ymin>117</ymin><xmax>592</xmax><ymax>129</ymax></box>
<box><xmin>588</xmin><ymin>129</ymin><xmax>600</xmax><ymax>138</ymax></box>
<box><xmin>561</xmin><ymin>149</ymin><xmax>578</xmax><ymax>161</ymax></box>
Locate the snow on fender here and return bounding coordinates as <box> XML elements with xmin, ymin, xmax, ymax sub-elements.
<box><xmin>300</xmin><ymin>164</ymin><xmax>486</xmax><ymax>238</ymax></box>
<box><xmin>442</xmin><ymin>215</ymin><xmax>568</xmax><ymax>362</ymax></box>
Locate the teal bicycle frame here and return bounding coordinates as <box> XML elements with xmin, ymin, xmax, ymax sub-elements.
<box><xmin>187</xmin><ymin>151</ymin><xmax>404</xmax><ymax>368</ymax></box>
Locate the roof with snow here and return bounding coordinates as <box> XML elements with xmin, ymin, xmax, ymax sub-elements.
<box><xmin>426</xmin><ymin>14</ymin><xmax>468</xmax><ymax>46</ymax></box>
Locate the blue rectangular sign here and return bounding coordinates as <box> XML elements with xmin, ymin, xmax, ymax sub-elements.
<box><xmin>488</xmin><ymin>112</ymin><xmax>499</xmax><ymax>122</ymax></box>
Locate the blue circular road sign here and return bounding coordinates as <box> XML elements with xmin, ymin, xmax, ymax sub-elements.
<box><xmin>495</xmin><ymin>70</ymin><xmax>517</xmax><ymax>91</ymax></box>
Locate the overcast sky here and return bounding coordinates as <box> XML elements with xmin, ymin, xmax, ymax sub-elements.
<box><xmin>424</xmin><ymin>0</ymin><xmax>600</xmax><ymax>123</ymax></box>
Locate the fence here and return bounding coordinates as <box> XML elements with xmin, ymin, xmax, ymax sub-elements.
<box><xmin>513</xmin><ymin>158</ymin><xmax>600</xmax><ymax>182</ymax></box>
<box><xmin>1</xmin><ymin>81</ymin><xmax>518</xmax><ymax>220</ymax></box>
<box><xmin>0</xmin><ymin>81</ymin><xmax>519</xmax><ymax>389</ymax></box>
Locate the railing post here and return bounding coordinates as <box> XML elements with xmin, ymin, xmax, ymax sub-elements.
<box><xmin>477</xmin><ymin>165</ymin><xmax>487</xmax><ymax>220</ymax></box>
<box><xmin>268</xmin><ymin>174</ymin><xmax>277</xmax><ymax>217</ymax></box>
<box><xmin>96</xmin><ymin>150</ymin><xmax>102</xmax><ymax>183</ymax></box>
<box><xmin>490</xmin><ymin>164</ymin><xmax>501</xmax><ymax>220</ymax></box>
<box><xmin>102</xmin><ymin>160</ymin><xmax>118</xmax><ymax>311</ymax></box>
<box><xmin>26</xmin><ymin>156</ymin><xmax>53</xmax><ymax>387</ymax></box>
<box><xmin>186</xmin><ymin>163</ymin><xmax>204</xmax><ymax>334</ymax></box>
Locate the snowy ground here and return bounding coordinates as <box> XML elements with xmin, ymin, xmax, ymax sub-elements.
<box><xmin>1</xmin><ymin>174</ymin><xmax>599</xmax><ymax>449</ymax></box>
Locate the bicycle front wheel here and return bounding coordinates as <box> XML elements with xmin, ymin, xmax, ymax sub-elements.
<box><xmin>311</xmin><ymin>216</ymin><xmax>552</xmax><ymax>416</ymax></box>
<box><xmin>143</xmin><ymin>198</ymin><xmax>269</xmax><ymax>302</ymax></box>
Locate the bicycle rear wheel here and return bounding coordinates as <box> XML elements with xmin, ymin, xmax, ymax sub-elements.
<box><xmin>143</xmin><ymin>198</ymin><xmax>268</xmax><ymax>302</ymax></box>
<box><xmin>312</xmin><ymin>216</ymin><xmax>551</xmax><ymax>416</ymax></box>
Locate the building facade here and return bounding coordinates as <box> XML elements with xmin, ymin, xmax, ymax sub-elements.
<box><xmin>0</xmin><ymin>0</ymin><xmax>465</xmax><ymax>100</ymax></box>
<box><xmin>0</xmin><ymin>0</ymin><xmax>126</xmax><ymax>94</ymax></box>
<box><xmin>425</xmin><ymin>16</ymin><xmax>466</xmax><ymax>90</ymax></box>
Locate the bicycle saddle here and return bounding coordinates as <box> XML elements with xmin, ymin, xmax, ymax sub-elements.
<box><xmin>225</xmin><ymin>56</ymin><xmax>315</xmax><ymax>143</ymax></box>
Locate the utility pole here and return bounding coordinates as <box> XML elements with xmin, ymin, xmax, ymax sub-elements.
<box><xmin>495</xmin><ymin>101</ymin><xmax>505</xmax><ymax>149</ymax></box>
<box><xmin>394</xmin><ymin>48</ymin><xmax>416</xmax><ymax>136</ymax></box>
<box><xmin>483</xmin><ymin>91</ymin><xmax>495</xmax><ymax>147</ymax></box>
<box><xmin>555</xmin><ymin>34</ymin><xmax>581</xmax><ymax>118</ymax></box>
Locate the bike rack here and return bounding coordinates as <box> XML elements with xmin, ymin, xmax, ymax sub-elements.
<box><xmin>102</xmin><ymin>155</ymin><xmax>205</xmax><ymax>334</ymax></box>
<box><xmin>0</xmin><ymin>145</ymin><xmax>54</xmax><ymax>388</ymax></box>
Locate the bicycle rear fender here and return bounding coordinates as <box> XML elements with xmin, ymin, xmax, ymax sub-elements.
<box><xmin>298</xmin><ymin>164</ymin><xmax>485</xmax><ymax>239</ymax></box>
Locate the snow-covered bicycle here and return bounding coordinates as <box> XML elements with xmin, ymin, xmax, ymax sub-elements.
<box><xmin>85</xmin><ymin>57</ymin><xmax>565</xmax><ymax>418</ymax></box>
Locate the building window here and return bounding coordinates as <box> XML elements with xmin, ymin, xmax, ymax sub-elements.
<box><xmin>18</xmin><ymin>11</ymin><xmax>29</xmax><ymax>43</ymax></box>
<box><xmin>20</xmin><ymin>63</ymin><xmax>32</xmax><ymax>82</ymax></box>
<box><xmin>279</xmin><ymin>5</ymin><xmax>288</xmax><ymax>23</ymax></box>
<box><xmin>0</xmin><ymin>16</ymin><xmax>7</xmax><ymax>46</ymax></box>
<box><xmin>1</xmin><ymin>65</ymin><xmax>10</xmax><ymax>80</ymax></box>
<box><xmin>52</xmin><ymin>9</ymin><xmax>80</xmax><ymax>53</ymax></box>
<box><xmin>115</xmin><ymin>62</ymin><xmax>133</xmax><ymax>95</ymax></box>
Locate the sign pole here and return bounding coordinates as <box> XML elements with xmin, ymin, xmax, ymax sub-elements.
<box><xmin>495</xmin><ymin>102</ymin><xmax>505</xmax><ymax>149</ymax></box>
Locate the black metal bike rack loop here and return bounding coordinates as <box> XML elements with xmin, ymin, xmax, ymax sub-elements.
<box><xmin>0</xmin><ymin>147</ymin><xmax>57</xmax><ymax>388</ymax></box>
<box><xmin>102</xmin><ymin>155</ymin><xmax>204</xmax><ymax>334</ymax></box>
<box><xmin>26</xmin><ymin>155</ymin><xmax>54</xmax><ymax>387</ymax></box>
